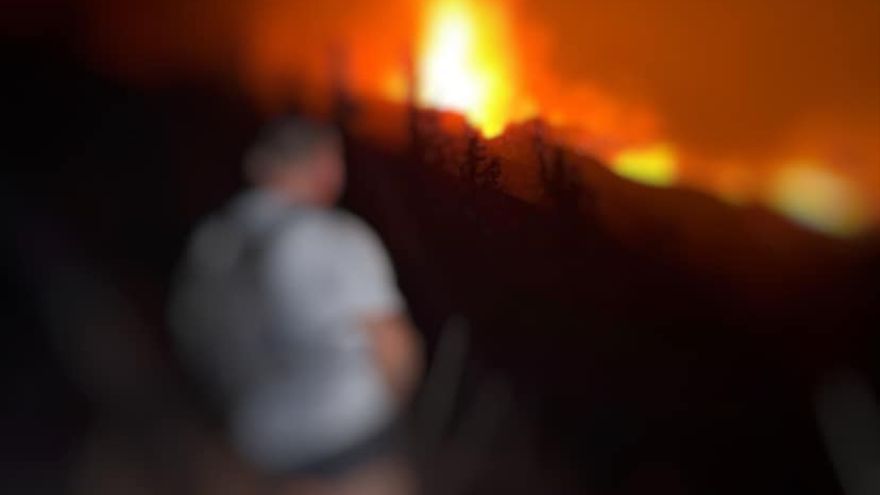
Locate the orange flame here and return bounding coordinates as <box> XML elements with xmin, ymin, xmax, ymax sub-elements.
<box><xmin>387</xmin><ymin>0</ymin><xmax>876</xmax><ymax>237</ymax></box>
<box><xmin>416</xmin><ymin>0</ymin><xmax>534</xmax><ymax>137</ymax></box>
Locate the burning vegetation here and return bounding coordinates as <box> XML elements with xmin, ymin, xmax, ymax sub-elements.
<box><xmin>50</xmin><ymin>0</ymin><xmax>880</xmax><ymax>238</ymax></box>
<box><xmin>402</xmin><ymin>0</ymin><xmax>878</xmax><ymax>238</ymax></box>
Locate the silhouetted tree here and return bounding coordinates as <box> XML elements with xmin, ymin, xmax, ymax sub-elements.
<box><xmin>404</xmin><ymin>49</ymin><xmax>424</xmax><ymax>155</ymax></box>
<box><xmin>460</xmin><ymin>128</ymin><xmax>500</xmax><ymax>189</ymax></box>
<box><xmin>540</xmin><ymin>145</ymin><xmax>583</xmax><ymax>212</ymax></box>
<box><xmin>531</xmin><ymin>120</ymin><xmax>551</xmax><ymax>172</ymax></box>
<box><xmin>330</xmin><ymin>44</ymin><xmax>357</xmax><ymax>130</ymax></box>
<box><xmin>478</xmin><ymin>156</ymin><xmax>502</xmax><ymax>189</ymax></box>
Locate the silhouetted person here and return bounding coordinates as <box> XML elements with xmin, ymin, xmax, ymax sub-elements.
<box><xmin>169</xmin><ymin>117</ymin><xmax>422</xmax><ymax>494</ymax></box>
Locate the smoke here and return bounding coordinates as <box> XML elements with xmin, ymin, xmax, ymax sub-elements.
<box><xmin>516</xmin><ymin>0</ymin><xmax>880</xmax><ymax>161</ymax></box>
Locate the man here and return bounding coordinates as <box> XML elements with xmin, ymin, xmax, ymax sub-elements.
<box><xmin>169</xmin><ymin>117</ymin><xmax>422</xmax><ymax>494</ymax></box>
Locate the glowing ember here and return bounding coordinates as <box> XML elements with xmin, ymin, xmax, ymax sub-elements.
<box><xmin>416</xmin><ymin>0</ymin><xmax>532</xmax><ymax>137</ymax></box>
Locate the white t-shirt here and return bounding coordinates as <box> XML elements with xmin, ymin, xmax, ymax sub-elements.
<box><xmin>169</xmin><ymin>190</ymin><xmax>404</xmax><ymax>471</ymax></box>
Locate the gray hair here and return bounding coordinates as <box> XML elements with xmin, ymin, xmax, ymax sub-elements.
<box><xmin>244</xmin><ymin>118</ymin><xmax>341</xmax><ymax>179</ymax></box>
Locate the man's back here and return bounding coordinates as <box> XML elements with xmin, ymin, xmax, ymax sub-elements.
<box><xmin>170</xmin><ymin>190</ymin><xmax>403</xmax><ymax>472</ymax></box>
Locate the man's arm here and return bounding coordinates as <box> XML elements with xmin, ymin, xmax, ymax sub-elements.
<box><xmin>289</xmin><ymin>213</ymin><xmax>424</xmax><ymax>403</ymax></box>
<box><xmin>363</xmin><ymin>313</ymin><xmax>424</xmax><ymax>404</ymax></box>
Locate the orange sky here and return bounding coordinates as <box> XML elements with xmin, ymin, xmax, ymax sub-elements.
<box><xmin>517</xmin><ymin>0</ymin><xmax>880</xmax><ymax>160</ymax></box>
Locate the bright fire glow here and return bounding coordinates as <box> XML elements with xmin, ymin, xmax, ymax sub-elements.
<box><xmin>611</xmin><ymin>144</ymin><xmax>678</xmax><ymax>187</ymax></box>
<box><xmin>769</xmin><ymin>162</ymin><xmax>869</xmax><ymax>237</ymax></box>
<box><xmin>417</xmin><ymin>0</ymin><xmax>531</xmax><ymax>137</ymax></box>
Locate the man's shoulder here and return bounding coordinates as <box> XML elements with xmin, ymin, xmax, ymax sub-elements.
<box><xmin>277</xmin><ymin>207</ymin><xmax>377</xmax><ymax>244</ymax></box>
<box><xmin>266</xmin><ymin>208</ymin><xmax>389</xmax><ymax>277</ymax></box>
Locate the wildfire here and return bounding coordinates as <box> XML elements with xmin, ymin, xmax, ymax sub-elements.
<box><xmin>414</xmin><ymin>0</ymin><xmax>677</xmax><ymax>183</ymax></box>
<box><xmin>398</xmin><ymin>0</ymin><xmax>875</xmax><ymax>237</ymax></box>
<box><xmin>72</xmin><ymin>0</ymin><xmax>880</xmax><ymax>238</ymax></box>
<box><xmin>416</xmin><ymin>0</ymin><xmax>533</xmax><ymax>137</ymax></box>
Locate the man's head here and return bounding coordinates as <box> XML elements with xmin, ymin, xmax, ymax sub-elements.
<box><xmin>244</xmin><ymin>118</ymin><xmax>345</xmax><ymax>206</ymax></box>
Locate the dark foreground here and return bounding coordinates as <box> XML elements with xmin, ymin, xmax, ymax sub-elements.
<box><xmin>4</xmin><ymin>42</ymin><xmax>879</xmax><ymax>494</ymax></box>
